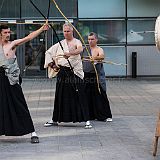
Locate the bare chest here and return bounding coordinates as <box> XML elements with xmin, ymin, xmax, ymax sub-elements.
<box><xmin>3</xmin><ymin>43</ymin><xmax>16</xmax><ymax>59</ymax></box>
<box><xmin>67</xmin><ymin>40</ymin><xmax>77</xmax><ymax>51</ymax></box>
<box><xmin>91</xmin><ymin>48</ymin><xmax>99</xmax><ymax>57</ymax></box>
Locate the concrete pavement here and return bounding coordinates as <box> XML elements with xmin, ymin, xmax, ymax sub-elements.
<box><xmin>0</xmin><ymin>78</ymin><xmax>160</xmax><ymax>160</ymax></box>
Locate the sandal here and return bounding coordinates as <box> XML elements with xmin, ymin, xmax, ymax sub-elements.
<box><xmin>44</xmin><ymin>121</ymin><xmax>58</xmax><ymax>127</ymax></box>
<box><xmin>106</xmin><ymin>118</ymin><xmax>112</xmax><ymax>122</ymax></box>
<box><xmin>84</xmin><ymin>124</ymin><xmax>92</xmax><ymax>129</ymax></box>
<box><xmin>31</xmin><ymin>136</ymin><xmax>39</xmax><ymax>144</ymax></box>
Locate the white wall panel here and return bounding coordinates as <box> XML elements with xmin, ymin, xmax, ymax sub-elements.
<box><xmin>127</xmin><ymin>46</ymin><xmax>160</xmax><ymax>76</ymax></box>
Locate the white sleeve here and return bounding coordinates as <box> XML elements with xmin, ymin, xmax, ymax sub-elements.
<box><xmin>44</xmin><ymin>43</ymin><xmax>59</xmax><ymax>68</ymax></box>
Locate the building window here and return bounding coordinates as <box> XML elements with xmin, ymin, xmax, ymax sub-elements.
<box><xmin>127</xmin><ymin>19</ymin><xmax>155</xmax><ymax>44</ymax></box>
<box><xmin>0</xmin><ymin>0</ymin><xmax>77</xmax><ymax>19</ymax></box>
<box><xmin>127</xmin><ymin>0</ymin><xmax>160</xmax><ymax>17</ymax></box>
<box><xmin>103</xmin><ymin>46</ymin><xmax>126</xmax><ymax>76</ymax></box>
<box><xmin>77</xmin><ymin>20</ymin><xmax>126</xmax><ymax>45</ymax></box>
<box><xmin>21</xmin><ymin>0</ymin><xmax>77</xmax><ymax>19</ymax></box>
<box><xmin>78</xmin><ymin>0</ymin><xmax>125</xmax><ymax>18</ymax></box>
<box><xmin>0</xmin><ymin>0</ymin><xmax>20</xmax><ymax>18</ymax></box>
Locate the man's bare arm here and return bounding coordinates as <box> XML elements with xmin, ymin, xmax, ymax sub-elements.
<box><xmin>67</xmin><ymin>45</ymin><xmax>83</xmax><ymax>56</ymax></box>
<box><xmin>12</xmin><ymin>24</ymin><xmax>49</xmax><ymax>48</ymax></box>
<box><xmin>63</xmin><ymin>40</ymin><xmax>83</xmax><ymax>58</ymax></box>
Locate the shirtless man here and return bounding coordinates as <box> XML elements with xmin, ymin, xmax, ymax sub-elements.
<box><xmin>0</xmin><ymin>24</ymin><xmax>48</xmax><ymax>59</ymax></box>
<box><xmin>0</xmin><ymin>23</ymin><xmax>49</xmax><ymax>143</ymax></box>
<box><xmin>82</xmin><ymin>32</ymin><xmax>112</xmax><ymax>122</ymax></box>
<box><xmin>44</xmin><ymin>23</ymin><xmax>92</xmax><ymax>129</ymax></box>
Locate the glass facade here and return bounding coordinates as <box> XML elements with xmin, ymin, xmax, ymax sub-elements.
<box><xmin>21</xmin><ymin>0</ymin><xmax>77</xmax><ymax>19</ymax></box>
<box><xmin>127</xmin><ymin>19</ymin><xmax>155</xmax><ymax>44</ymax></box>
<box><xmin>0</xmin><ymin>0</ymin><xmax>77</xmax><ymax>19</ymax></box>
<box><xmin>1</xmin><ymin>0</ymin><xmax>160</xmax><ymax>77</ymax></box>
<box><xmin>102</xmin><ymin>47</ymin><xmax>126</xmax><ymax>76</ymax></box>
<box><xmin>78</xmin><ymin>0</ymin><xmax>125</xmax><ymax>18</ymax></box>
<box><xmin>77</xmin><ymin>20</ymin><xmax>126</xmax><ymax>45</ymax></box>
<box><xmin>0</xmin><ymin>0</ymin><xmax>20</xmax><ymax>18</ymax></box>
<box><xmin>24</xmin><ymin>22</ymin><xmax>65</xmax><ymax>77</ymax></box>
<box><xmin>127</xmin><ymin>0</ymin><xmax>160</xmax><ymax>17</ymax></box>
<box><xmin>24</xmin><ymin>24</ymin><xmax>46</xmax><ymax>77</ymax></box>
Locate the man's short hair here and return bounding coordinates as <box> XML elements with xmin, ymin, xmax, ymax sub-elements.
<box><xmin>0</xmin><ymin>24</ymin><xmax>9</xmax><ymax>33</ymax></box>
<box><xmin>63</xmin><ymin>22</ymin><xmax>73</xmax><ymax>31</ymax></box>
<box><xmin>88</xmin><ymin>32</ymin><xmax>98</xmax><ymax>39</ymax></box>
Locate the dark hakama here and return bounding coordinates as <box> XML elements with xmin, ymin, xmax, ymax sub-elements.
<box><xmin>0</xmin><ymin>67</ymin><xmax>35</xmax><ymax>136</ymax></box>
<box><xmin>84</xmin><ymin>72</ymin><xmax>112</xmax><ymax>121</ymax></box>
<box><xmin>52</xmin><ymin>66</ymin><xmax>90</xmax><ymax>123</ymax></box>
<box><xmin>82</xmin><ymin>47</ymin><xmax>112</xmax><ymax>121</ymax></box>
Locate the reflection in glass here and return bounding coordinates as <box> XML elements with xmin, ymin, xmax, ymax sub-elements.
<box><xmin>127</xmin><ymin>20</ymin><xmax>155</xmax><ymax>44</ymax></box>
<box><xmin>102</xmin><ymin>47</ymin><xmax>126</xmax><ymax>76</ymax></box>
<box><xmin>77</xmin><ymin>20</ymin><xmax>126</xmax><ymax>45</ymax></box>
<box><xmin>24</xmin><ymin>24</ymin><xmax>46</xmax><ymax>77</ymax></box>
<box><xmin>78</xmin><ymin>0</ymin><xmax>125</xmax><ymax>18</ymax></box>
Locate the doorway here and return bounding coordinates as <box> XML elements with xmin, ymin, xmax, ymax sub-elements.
<box><xmin>23</xmin><ymin>22</ymin><xmax>64</xmax><ymax>77</ymax></box>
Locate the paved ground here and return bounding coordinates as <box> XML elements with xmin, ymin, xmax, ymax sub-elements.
<box><xmin>0</xmin><ymin>78</ymin><xmax>160</xmax><ymax>160</ymax></box>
